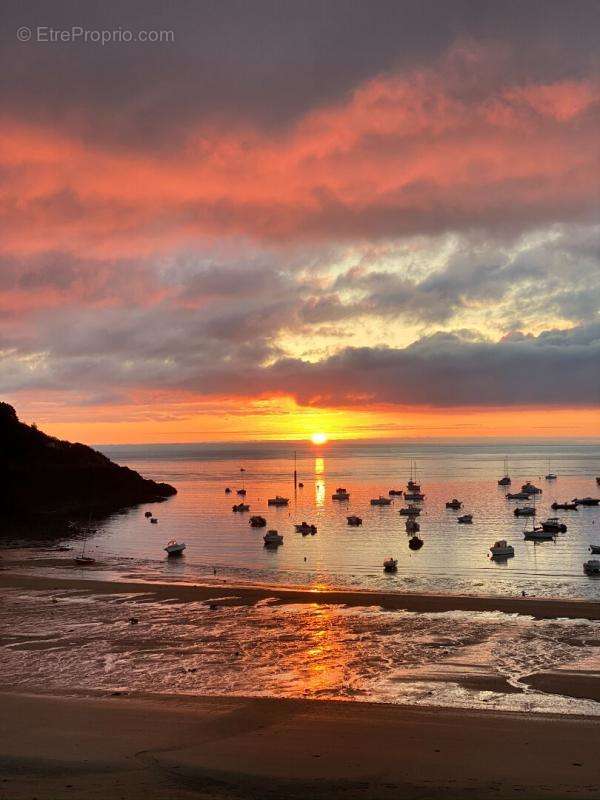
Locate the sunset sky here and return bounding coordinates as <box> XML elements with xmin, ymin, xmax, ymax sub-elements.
<box><xmin>1</xmin><ymin>0</ymin><xmax>599</xmax><ymax>443</ymax></box>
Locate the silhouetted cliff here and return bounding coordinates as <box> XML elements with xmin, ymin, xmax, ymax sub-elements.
<box><xmin>0</xmin><ymin>403</ymin><xmax>176</xmax><ymax>525</ymax></box>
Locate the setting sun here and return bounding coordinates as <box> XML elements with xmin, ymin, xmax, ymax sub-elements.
<box><xmin>310</xmin><ymin>432</ymin><xmax>328</xmax><ymax>445</ymax></box>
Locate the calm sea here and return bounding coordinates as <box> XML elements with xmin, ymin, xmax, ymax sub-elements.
<box><xmin>68</xmin><ymin>439</ymin><xmax>600</xmax><ymax>601</ymax></box>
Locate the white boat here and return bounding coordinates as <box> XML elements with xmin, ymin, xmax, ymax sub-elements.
<box><xmin>263</xmin><ymin>529</ymin><xmax>283</xmax><ymax>546</ymax></box>
<box><xmin>490</xmin><ymin>540</ymin><xmax>514</xmax><ymax>558</ymax></box>
<box><xmin>370</xmin><ymin>496</ymin><xmax>392</xmax><ymax>506</ymax></box>
<box><xmin>164</xmin><ymin>540</ymin><xmax>186</xmax><ymax>555</ymax></box>
<box><xmin>383</xmin><ymin>557</ymin><xmax>398</xmax><ymax>572</ymax></box>
<box><xmin>332</xmin><ymin>487</ymin><xmax>350</xmax><ymax>500</ymax></box>
<box><xmin>457</xmin><ymin>514</ymin><xmax>473</xmax><ymax>524</ymax></box>
<box><xmin>347</xmin><ymin>515</ymin><xmax>362</xmax><ymax>526</ymax></box>
<box><xmin>268</xmin><ymin>495</ymin><xmax>289</xmax><ymax>506</ymax></box>
<box><xmin>545</xmin><ymin>459</ymin><xmax>557</xmax><ymax>480</ymax></box>
<box><xmin>583</xmin><ymin>559</ymin><xmax>600</xmax><ymax>575</ymax></box>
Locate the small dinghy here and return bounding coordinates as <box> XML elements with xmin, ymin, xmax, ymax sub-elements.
<box><xmin>237</xmin><ymin>488</ymin><xmax>247</xmax><ymax>496</ymax></box>
<box><xmin>295</xmin><ymin>521</ymin><xmax>317</xmax><ymax>535</ymax></box>
<box><xmin>408</xmin><ymin>535</ymin><xmax>424</xmax><ymax>551</ymax></box>
<box><xmin>445</xmin><ymin>499</ymin><xmax>462</xmax><ymax>509</ymax></box>
<box><xmin>399</xmin><ymin>505</ymin><xmax>421</xmax><ymax>516</ymax></box>
<box><xmin>249</xmin><ymin>515</ymin><xmax>267</xmax><ymax>527</ymax></box>
<box><xmin>144</xmin><ymin>511</ymin><xmax>153</xmax><ymax>518</ymax></box>
<box><xmin>332</xmin><ymin>487</ymin><xmax>350</xmax><ymax>500</ymax></box>
<box><xmin>370</xmin><ymin>496</ymin><xmax>392</xmax><ymax>506</ymax></box>
<box><xmin>263</xmin><ymin>529</ymin><xmax>283</xmax><ymax>546</ymax></box>
<box><xmin>150</xmin><ymin>517</ymin><xmax>158</xmax><ymax>524</ymax></box>
<box><xmin>268</xmin><ymin>495</ymin><xmax>289</xmax><ymax>506</ymax></box>
<box><xmin>347</xmin><ymin>515</ymin><xmax>362</xmax><ymax>526</ymax></box>
<box><xmin>225</xmin><ymin>487</ymin><xmax>232</xmax><ymax>494</ymax></box>
<box><xmin>383</xmin><ymin>557</ymin><xmax>398</xmax><ymax>572</ymax></box>
<box><xmin>388</xmin><ymin>489</ymin><xmax>404</xmax><ymax>496</ymax></box>
<box><xmin>164</xmin><ymin>540</ymin><xmax>186</xmax><ymax>556</ymax></box>
<box><xmin>490</xmin><ymin>540</ymin><xmax>514</xmax><ymax>558</ymax></box>
<box><xmin>457</xmin><ymin>514</ymin><xmax>473</xmax><ymax>524</ymax></box>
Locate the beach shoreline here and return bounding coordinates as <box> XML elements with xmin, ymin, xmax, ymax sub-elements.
<box><xmin>1</xmin><ymin>690</ymin><xmax>600</xmax><ymax>799</ymax></box>
<box><xmin>2</xmin><ymin>568</ymin><xmax>599</xmax><ymax>620</ymax></box>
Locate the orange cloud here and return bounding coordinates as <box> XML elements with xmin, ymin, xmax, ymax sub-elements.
<box><xmin>0</xmin><ymin>46</ymin><xmax>598</xmax><ymax>259</ymax></box>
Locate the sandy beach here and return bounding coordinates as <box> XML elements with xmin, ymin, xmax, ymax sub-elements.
<box><xmin>2</xmin><ymin>691</ymin><xmax>600</xmax><ymax>800</ymax></box>
<box><xmin>2</xmin><ymin>567</ymin><xmax>600</xmax><ymax>620</ymax></box>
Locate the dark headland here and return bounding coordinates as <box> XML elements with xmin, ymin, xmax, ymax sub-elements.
<box><xmin>0</xmin><ymin>402</ymin><xmax>176</xmax><ymax>534</ymax></box>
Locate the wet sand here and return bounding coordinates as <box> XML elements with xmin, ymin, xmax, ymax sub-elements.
<box><xmin>1</xmin><ymin>568</ymin><xmax>600</xmax><ymax>620</ymax></box>
<box><xmin>1</xmin><ymin>691</ymin><xmax>600</xmax><ymax>800</ymax></box>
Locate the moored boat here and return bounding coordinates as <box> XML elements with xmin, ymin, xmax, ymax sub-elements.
<box><xmin>408</xmin><ymin>535</ymin><xmax>424</xmax><ymax>550</ymax></box>
<box><xmin>445</xmin><ymin>498</ymin><xmax>462</xmax><ymax>509</ymax></box>
<box><xmin>457</xmin><ymin>513</ymin><xmax>473</xmax><ymax>524</ymax></box>
<box><xmin>583</xmin><ymin>559</ymin><xmax>600</xmax><ymax>575</ymax></box>
<box><xmin>507</xmin><ymin>492</ymin><xmax>530</xmax><ymax>500</ymax></box>
<box><xmin>232</xmin><ymin>503</ymin><xmax>250</xmax><ymax>512</ymax></box>
<box><xmin>399</xmin><ymin>505</ymin><xmax>421</xmax><ymax>516</ymax></box>
<box><xmin>383</xmin><ymin>557</ymin><xmax>398</xmax><ymax>572</ymax></box>
<box><xmin>573</xmin><ymin>497</ymin><xmax>600</xmax><ymax>506</ymax></box>
<box><xmin>540</xmin><ymin>517</ymin><xmax>567</xmax><ymax>533</ymax></box>
<box><xmin>514</xmin><ymin>506</ymin><xmax>536</xmax><ymax>517</ymax></box>
<box><xmin>263</xmin><ymin>530</ymin><xmax>283</xmax><ymax>546</ymax></box>
<box><xmin>521</xmin><ymin>482</ymin><xmax>542</xmax><ymax>495</ymax></box>
<box><xmin>347</xmin><ymin>515</ymin><xmax>363</xmax><ymax>526</ymax></box>
<box><xmin>490</xmin><ymin>540</ymin><xmax>514</xmax><ymax>558</ymax></box>
<box><xmin>551</xmin><ymin>501</ymin><xmax>578</xmax><ymax>511</ymax></box>
<box><xmin>164</xmin><ymin>539</ymin><xmax>186</xmax><ymax>556</ymax></box>
<box><xmin>268</xmin><ymin>495</ymin><xmax>289</xmax><ymax>506</ymax></box>
<box><xmin>249</xmin><ymin>515</ymin><xmax>266</xmax><ymax>527</ymax></box>
<box><xmin>405</xmin><ymin>517</ymin><xmax>420</xmax><ymax>533</ymax></box>
<box><xmin>371</xmin><ymin>496</ymin><xmax>392</xmax><ymax>506</ymax></box>
<box><xmin>295</xmin><ymin>521</ymin><xmax>317</xmax><ymax>535</ymax></box>
<box><xmin>589</xmin><ymin>544</ymin><xmax>600</xmax><ymax>554</ymax></box>
<box><xmin>523</xmin><ymin>526</ymin><xmax>554</xmax><ymax>541</ymax></box>
<box><xmin>332</xmin><ymin>487</ymin><xmax>350</xmax><ymax>500</ymax></box>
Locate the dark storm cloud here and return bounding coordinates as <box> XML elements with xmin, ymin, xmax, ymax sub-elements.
<box><xmin>2</xmin><ymin>0</ymin><xmax>599</xmax><ymax>148</ymax></box>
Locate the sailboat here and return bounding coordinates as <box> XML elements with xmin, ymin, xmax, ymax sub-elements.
<box><xmin>405</xmin><ymin>460</ymin><xmax>424</xmax><ymax>500</ymax></box>
<box><xmin>545</xmin><ymin>458</ymin><xmax>557</xmax><ymax>480</ymax></box>
<box><xmin>498</xmin><ymin>456</ymin><xmax>511</xmax><ymax>486</ymax></box>
<box><xmin>74</xmin><ymin>537</ymin><xmax>95</xmax><ymax>565</ymax></box>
